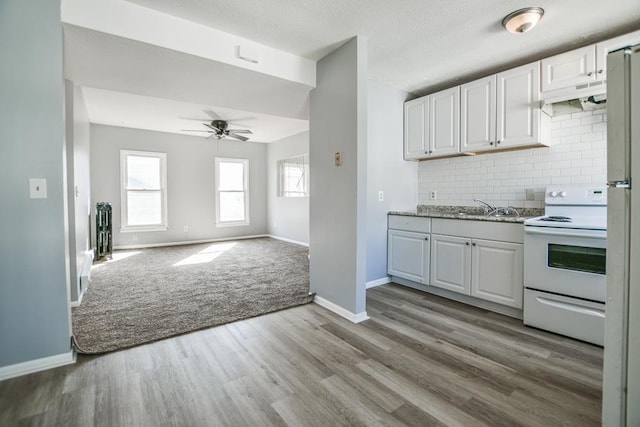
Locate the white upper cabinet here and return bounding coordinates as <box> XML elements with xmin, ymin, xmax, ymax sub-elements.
<box><xmin>461</xmin><ymin>75</ymin><xmax>497</xmax><ymax>152</ymax></box>
<box><xmin>462</xmin><ymin>62</ymin><xmax>543</xmax><ymax>153</ymax></box>
<box><xmin>404</xmin><ymin>88</ymin><xmax>460</xmax><ymax>160</ymax></box>
<box><xmin>596</xmin><ymin>29</ymin><xmax>640</xmax><ymax>80</ymax></box>
<box><xmin>541</xmin><ymin>45</ymin><xmax>596</xmax><ymax>92</ymax></box>
<box><xmin>497</xmin><ymin>62</ymin><xmax>542</xmax><ymax>149</ymax></box>
<box><xmin>429</xmin><ymin>87</ymin><xmax>460</xmax><ymax>157</ymax></box>
<box><xmin>404</xmin><ymin>97</ymin><xmax>428</xmax><ymax>159</ymax></box>
<box><xmin>542</xmin><ymin>29</ymin><xmax>640</xmax><ymax>93</ymax></box>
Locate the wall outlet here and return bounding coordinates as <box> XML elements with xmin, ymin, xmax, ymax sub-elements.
<box><xmin>183</xmin><ymin>226</ymin><xmax>189</xmax><ymax>232</ymax></box>
<box><xmin>430</xmin><ymin>190</ymin><xmax>437</xmax><ymax>200</ymax></box>
<box><xmin>378</xmin><ymin>191</ymin><xmax>384</xmax><ymax>202</ymax></box>
<box><xmin>526</xmin><ymin>188</ymin><xmax>535</xmax><ymax>201</ymax></box>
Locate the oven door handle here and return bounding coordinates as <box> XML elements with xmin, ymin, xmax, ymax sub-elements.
<box><xmin>524</xmin><ymin>227</ymin><xmax>606</xmax><ymax>239</ymax></box>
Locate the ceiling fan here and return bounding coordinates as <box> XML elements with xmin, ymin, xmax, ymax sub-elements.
<box><xmin>182</xmin><ymin>119</ymin><xmax>253</xmax><ymax>141</ymax></box>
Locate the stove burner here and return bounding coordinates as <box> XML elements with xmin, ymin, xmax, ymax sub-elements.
<box><xmin>539</xmin><ymin>216</ymin><xmax>572</xmax><ymax>222</ymax></box>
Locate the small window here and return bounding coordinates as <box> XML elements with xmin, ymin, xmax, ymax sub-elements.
<box><xmin>120</xmin><ymin>150</ymin><xmax>168</xmax><ymax>232</ymax></box>
<box><xmin>215</xmin><ymin>158</ymin><xmax>249</xmax><ymax>226</ymax></box>
<box><xmin>278</xmin><ymin>154</ymin><xmax>309</xmax><ymax>197</ymax></box>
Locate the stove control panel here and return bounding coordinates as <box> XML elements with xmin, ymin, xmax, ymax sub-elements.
<box><xmin>545</xmin><ymin>185</ymin><xmax>607</xmax><ymax>205</ymax></box>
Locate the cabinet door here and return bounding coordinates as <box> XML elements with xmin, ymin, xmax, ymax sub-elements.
<box><xmin>497</xmin><ymin>62</ymin><xmax>541</xmax><ymax>149</ymax></box>
<box><xmin>404</xmin><ymin>97</ymin><xmax>428</xmax><ymax>160</ymax></box>
<box><xmin>541</xmin><ymin>45</ymin><xmax>596</xmax><ymax>92</ymax></box>
<box><xmin>471</xmin><ymin>239</ymin><xmax>523</xmax><ymax>308</ymax></box>
<box><xmin>430</xmin><ymin>234</ymin><xmax>470</xmax><ymax>294</ymax></box>
<box><xmin>596</xmin><ymin>29</ymin><xmax>640</xmax><ymax>80</ymax></box>
<box><xmin>429</xmin><ymin>87</ymin><xmax>460</xmax><ymax>157</ymax></box>
<box><xmin>461</xmin><ymin>75</ymin><xmax>496</xmax><ymax>153</ymax></box>
<box><xmin>388</xmin><ymin>230</ymin><xmax>430</xmax><ymax>284</ymax></box>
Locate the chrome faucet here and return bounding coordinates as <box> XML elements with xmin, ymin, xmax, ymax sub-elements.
<box><xmin>473</xmin><ymin>198</ymin><xmax>496</xmax><ymax>214</ymax></box>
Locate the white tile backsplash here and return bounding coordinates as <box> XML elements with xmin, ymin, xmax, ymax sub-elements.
<box><xmin>418</xmin><ymin>107</ymin><xmax>607</xmax><ymax>209</ymax></box>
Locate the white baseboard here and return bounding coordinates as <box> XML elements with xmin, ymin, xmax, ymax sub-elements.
<box><xmin>366</xmin><ymin>276</ymin><xmax>391</xmax><ymax>289</ymax></box>
<box><xmin>114</xmin><ymin>234</ymin><xmax>270</xmax><ymax>250</ymax></box>
<box><xmin>313</xmin><ymin>295</ymin><xmax>369</xmax><ymax>323</ymax></box>
<box><xmin>0</xmin><ymin>350</ymin><xmax>76</xmax><ymax>381</ymax></box>
<box><xmin>267</xmin><ymin>235</ymin><xmax>309</xmax><ymax>247</ymax></box>
<box><xmin>70</xmin><ymin>290</ymin><xmax>84</xmax><ymax>308</ymax></box>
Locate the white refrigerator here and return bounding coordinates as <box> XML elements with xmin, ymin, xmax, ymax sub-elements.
<box><xmin>602</xmin><ymin>44</ymin><xmax>640</xmax><ymax>425</ymax></box>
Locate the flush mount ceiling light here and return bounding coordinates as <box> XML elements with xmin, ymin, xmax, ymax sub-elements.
<box><xmin>502</xmin><ymin>7</ymin><xmax>544</xmax><ymax>34</ymax></box>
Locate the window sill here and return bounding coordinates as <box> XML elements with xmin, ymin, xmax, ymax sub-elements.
<box><xmin>216</xmin><ymin>221</ymin><xmax>250</xmax><ymax>228</ymax></box>
<box><xmin>120</xmin><ymin>226</ymin><xmax>168</xmax><ymax>233</ymax></box>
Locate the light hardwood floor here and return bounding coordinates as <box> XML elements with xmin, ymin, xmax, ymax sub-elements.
<box><xmin>0</xmin><ymin>284</ymin><xmax>603</xmax><ymax>426</ymax></box>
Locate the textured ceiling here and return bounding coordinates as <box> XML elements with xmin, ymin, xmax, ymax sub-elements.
<box><xmin>127</xmin><ymin>0</ymin><xmax>640</xmax><ymax>95</ymax></box>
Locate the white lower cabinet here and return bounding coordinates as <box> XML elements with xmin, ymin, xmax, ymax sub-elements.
<box><xmin>387</xmin><ymin>215</ymin><xmax>431</xmax><ymax>284</ymax></box>
<box><xmin>429</xmin><ymin>220</ymin><xmax>524</xmax><ymax>309</ymax></box>
<box><xmin>388</xmin><ymin>230</ymin><xmax>430</xmax><ymax>284</ymax></box>
<box><xmin>471</xmin><ymin>239</ymin><xmax>523</xmax><ymax>308</ymax></box>
<box><xmin>388</xmin><ymin>217</ymin><xmax>524</xmax><ymax>311</ymax></box>
<box><xmin>430</xmin><ymin>234</ymin><xmax>471</xmax><ymax>294</ymax></box>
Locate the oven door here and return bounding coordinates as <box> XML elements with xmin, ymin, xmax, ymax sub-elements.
<box><xmin>524</xmin><ymin>226</ymin><xmax>607</xmax><ymax>302</ymax></box>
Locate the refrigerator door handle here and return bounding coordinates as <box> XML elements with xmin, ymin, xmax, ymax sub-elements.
<box><xmin>607</xmin><ymin>179</ymin><xmax>631</xmax><ymax>189</ymax></box>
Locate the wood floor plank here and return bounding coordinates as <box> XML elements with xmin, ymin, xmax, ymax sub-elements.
<box><xmin>0</xmin><ymin>284</ymin><xmax>603</xmax><ymax>426</ymax></box>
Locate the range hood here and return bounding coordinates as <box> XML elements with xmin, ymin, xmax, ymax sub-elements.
<box><xmin>541</xmin><ymin>80</ymin><xmax>607</xmax><ymax>117</ymax></box>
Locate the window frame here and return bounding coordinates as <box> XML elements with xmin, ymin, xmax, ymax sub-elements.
<box><xmin>119</xmin><ymin>150</ymin><xmax>168</xmax><ymax>233</ymax></box>
<box><xmin>215</xmin><ymin>157</ymin><xmax>250</xmax><ymax>227</ymax></box>
<box><xmin>277</xmin><ymin>153</ymin><xmax>309</xmax><ymax>198</ymax></box>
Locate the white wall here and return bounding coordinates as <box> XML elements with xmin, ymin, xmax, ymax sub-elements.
<box><xmin>0</xmin><ymin>0</ymin><xmax>72</xmax><ymax>368</ymax></box>
<box><xmin>267</xmin><ymin>131</ymin><xmax>309</xmax><ymax>244</ymax></box>
<box><xmin>65</xmin><ymin>82</ymin><xmax>91</xmax><ymax>302</ymax></box>
<box><xmin>309</xmin><ymin>37</ymin><xmax>368</xmax><ymax>317</ymax></box>
<box><xmin>90</xmin><ymin>124</ymin><xmax>268</xmax><ymax>247</ymax></box>
<box><xmin>418</xmin><ymin>107</ymin><xmax>607</xmax><ymax>208</ymax></box>
<box><xmin>366</xmin><ymin>81</ymin><xmax>418</xmax><ymax>283</ymax></box>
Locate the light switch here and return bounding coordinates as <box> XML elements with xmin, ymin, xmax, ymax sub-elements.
<box><xmin>378</xmin><ymin>191</ymin><xmax>384</xmax><ymax>201</ymax></box>
<box><xmin>29</xmin><ymin>178</ymin><xmax>47</xmax><ymax>199</ymax></box>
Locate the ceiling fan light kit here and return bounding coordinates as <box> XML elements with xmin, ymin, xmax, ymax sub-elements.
<box><xmin>502</xmin><ymin>7</ymin><xmax>544</xmax><ymax>34</ymax></box>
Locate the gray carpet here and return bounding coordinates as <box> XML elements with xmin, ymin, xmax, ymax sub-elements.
<box><xmin>72</xmin><ymin>237</ymin><xmax>313</xmax><ymax>354</ymax></box>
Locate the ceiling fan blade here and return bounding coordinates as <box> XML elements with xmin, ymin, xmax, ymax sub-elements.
<box><xmin>227</xmin><ymin>133</ymin><xmax>249</xmax><ymax>142</ymax></box>
<box><xmin>181</xmin><ymin>129</ymin><xmax>213</xmax><ymax>132</ymax></box>
<box><xmin>179</xmin><ymin>117</ymin><xmax>212</xmax><ymax>121</ymax></box>
<box><xmin>226</xmin><ymin>129</ymin><xmax>253</xmax><ymax>134</ymax></box>
<box><xmin>203</xmin><ymin>110</ymin><xmax>222</xmax><ymax>120</ymax></box>
<box><xmin>204</xmin><ymin>123</ymin><xmax>222</xmax><ymax>131</ymax></box>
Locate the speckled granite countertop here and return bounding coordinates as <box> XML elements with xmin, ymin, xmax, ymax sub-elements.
<box><xmin>389</xmin><ymin>205</ymin><xmax>544</xmax><ymax>224</ymax></box>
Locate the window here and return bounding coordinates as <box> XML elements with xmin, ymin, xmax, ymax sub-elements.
<box><xmin>215</xmin><ymin>158</ymin><xmax>249</xmax><ymax>226</ymax></box>
<box><xmin>278</xmin><ymin>154</ymin><xmax>309</xmax><ymax>197</ymax></box>
<box><xmin>120</xmin><ymin>150</ymin><xmax>167</xmax><ymax>231</ymax></box>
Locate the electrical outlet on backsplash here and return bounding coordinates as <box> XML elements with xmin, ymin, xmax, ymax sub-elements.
<box><xmin>417</xmin><ymin>108</ymin><xmax>607</xmax><ymax>209</ymax></box>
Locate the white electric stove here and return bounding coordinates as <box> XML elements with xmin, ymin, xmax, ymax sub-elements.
<box><xmin>523</xmin><ymin>185</ymin><xmax>607</xmax><ymax>345</ymax></box>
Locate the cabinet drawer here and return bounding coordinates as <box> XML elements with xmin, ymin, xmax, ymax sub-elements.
<box><xmin>431</xmin><ymin>218</ymin><xmax>523</xmax><ymax>243</ymax></box>
<box><xmin>389</xmin><ymin>215</ymin><xmax>431</xmax><ymax>233</ymax></box>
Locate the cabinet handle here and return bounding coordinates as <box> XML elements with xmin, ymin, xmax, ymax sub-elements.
<box><xmin>598</xmin><ymin>69</ymin><xmax>603</xmax><ymax>74</ymax></box>
<box><xmin>472</xmin><ymin>243</ymin><xmax>476</xmax><ymax>246</ymax></box>
<box><xmin>425</xmin><ymin>237</ymin><xmax>429</xmax><ymax>241</ymax></box>
<box><xmin>587</xmin><ymin>71</ymin><xmax>593</xmax><ymax>77</ymax></box>
<box><xmin>496</xmin><ymin>140</ymin><xmax>501</xmax><ymax>145</ymax></box>
<box><xmin>465</xmin><ymin>242</ymin><xmax>470</xmax><ymax>246</ymax></box>
<box><xmin>429</xmin><ymin>150</ymin><xmax>433</xmax><ymax>154</ymax></box>
<box><xmin>425</xmin><ymin>151</ymin><xmax>429</xmax><ymax>154</ymax></box>
<box><xmin>489</xmin><ymin>142</ymin><xmax>494</xmax><ymax>146</ymax></box>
